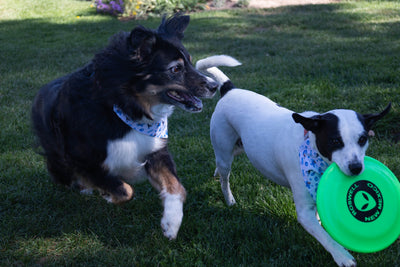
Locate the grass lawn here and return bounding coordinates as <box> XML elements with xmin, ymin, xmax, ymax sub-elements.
<box><xmin>1</xmin><ymin>0</ymin><xmax>400</xmax><ymax>266</ymax></box>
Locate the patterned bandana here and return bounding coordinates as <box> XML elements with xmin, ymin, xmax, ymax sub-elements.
<box><xmin>113</xmin><ymin>105</ymin><xmax>168</xmax><ymax>138</ymax></box>
<box><xmin>299</xmin><ymin>131</ymin><xmax>329</xmax><ymax>202</ymax></box>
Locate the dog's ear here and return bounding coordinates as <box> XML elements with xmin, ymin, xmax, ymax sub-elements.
<box><xmin>157</xmin><ymin>14</ymin><xmax>190</xmax><ymax>41</ymax></box>
<box><xmin>292</xmin><ymin>113</ymin><xmax>324</xmax><ymax>132</ymax></box>
<box><xmin>362</xmin><ymin>102</ymin><xmax>391</xmax><ymax>130</ymax></box>
<box><xmin>129</xmin><ymin>26</ymin><xmax>156</xmax><ymax>61</ymax></box>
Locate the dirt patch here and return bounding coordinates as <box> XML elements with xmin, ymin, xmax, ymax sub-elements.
<box><xmin>248</xmin><ymin>0</ymin><xmax>340</xmax><ymax>8</ymax></box>
<box><xmin>207</xmin><ymin>0</ymin><xmax>340</xmax><ymax>9</ymax></box>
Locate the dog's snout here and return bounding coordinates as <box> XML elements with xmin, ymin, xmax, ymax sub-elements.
<box><xmin>207</xmin><ymin>80</ymin><xmax>218</xmax><ymax>93</ymax></box>
<box><xmin>349</xmin><ymin>162</ymin><xmax>362</xmax><ymax>175</ymax></box>
<box><xmin>197</xmin><ymin>77</ymin><xmax>218</xmax><ymax>96</ymax></box>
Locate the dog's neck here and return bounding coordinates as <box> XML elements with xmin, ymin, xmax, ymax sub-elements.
<box><xmin>113</xmin><ymin>105</ymin><xmax>171</xmax><ymax>138</ymax></box>
<box><xmin>299</xmin><ymin>130</ymin><xmax>330</xmax><ymax>201</ymax></box>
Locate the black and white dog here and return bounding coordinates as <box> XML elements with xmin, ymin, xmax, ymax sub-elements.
<box><xmin>196</xmin><ymin>55</ymin><xmax>391</xmax><ymax>266</ymax></box>
<box><xmin>31</xmin><ymin>15</ymin><xmax>218</xmax><ymax>239</ymax></box>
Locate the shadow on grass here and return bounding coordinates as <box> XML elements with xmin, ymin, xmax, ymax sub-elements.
<box><xmin>2</xmin><ymin>174</ymin><xmax>327</xmax><ymax>266</ymax></box>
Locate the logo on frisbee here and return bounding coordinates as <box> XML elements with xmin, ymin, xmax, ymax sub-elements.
<box><xmin>346</xmin><ymin>180</ymin><xmax>383</xmax><ymax>222</ymax></box>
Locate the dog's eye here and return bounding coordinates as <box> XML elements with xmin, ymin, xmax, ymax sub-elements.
<box><xmin>358</xmin><ymin>135</ymin><xmax>368</xmax><ymax>146</ymax></box>
<box><xmin>170</xmin><ymin>65</ymin><xmax>182</xmax><ymax>74</ymax></box>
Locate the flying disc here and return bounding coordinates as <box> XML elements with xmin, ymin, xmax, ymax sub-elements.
<box><xmin>317</xmin><ymin>156</ymin><xmax>400</xmax><ymax>253</ymax></box>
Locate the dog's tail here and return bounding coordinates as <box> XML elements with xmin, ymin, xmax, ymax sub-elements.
<box><xmin>196</xmin><ymin>55</ymin><xmax>241</xmax><ymax>97</ymax></box>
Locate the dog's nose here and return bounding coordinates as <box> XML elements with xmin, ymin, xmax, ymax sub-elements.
<box><xmin>207</xmin><ymin>80</ymin><xmax>218</xmax><ymax>93</ymax></box>
<box><xmin>349</xmin><ymin>162</ymin><xmax>362</xmax><ymax>175</ymax></box>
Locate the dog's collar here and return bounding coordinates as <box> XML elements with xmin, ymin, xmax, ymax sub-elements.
<box><xmin>299</xmin><ymin>131</ymin><xmax>329</xmax><ymax>201</ymax></box>
<box><xmin>113</xmin><ymin>105</ymin><xmax>168</xmax><ymax>138</ymax></box>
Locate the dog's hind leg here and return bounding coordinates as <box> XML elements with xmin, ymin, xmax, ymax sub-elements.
<box><xmin>100</xmin><ymin>181</ymin><xmax>134</xmax><ymax>204</ymax></box>
<box><xmin>77</xmin><ymin>168</ymin><xmax>134</xmax><ymax>204</ymax></box>
<box><xmin>145</xmin><ymin>147</ymin><xmax>186</xmax><ymax>240</ymax></box>
<box><xmin>217</xmin><ymin>163</ymin><xmax>236</xmax><ymax>206</ymax></box>
<box><xmin>45</xmin><ymin>156</ymin><xmax>74</xmax><ymax>186</ymax></box>
<box><xmin>213</xmin><ymin>139</ymin><xmax>243</xmax><ymax>176</ymax></box>
<box><xmin>210</xmin><ymin>120</ymin><xmax>239</xmax><ymax>206</ymax></box>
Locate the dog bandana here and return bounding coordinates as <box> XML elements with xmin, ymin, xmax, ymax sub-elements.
<box><xmin>299</xmin><ymin>131</ymin><xmax>329</xmax><ymax>202</ymax></box>
<box><xmin>113</xmin><ymin>105</ymin><xmax>168</xmax><ymax>138</ymax></box>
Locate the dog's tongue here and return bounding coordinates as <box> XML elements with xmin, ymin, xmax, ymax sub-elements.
<box><xmin>188</xmin><ymin>95</ymin><xmax>202</xmax><ymax>111</ymax></box>
<box><xmin>167</xmin><ymin>90</ymin><xmax>203</xmax><ymax>112</ymax></box>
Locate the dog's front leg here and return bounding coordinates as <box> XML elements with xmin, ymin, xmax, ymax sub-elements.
<box><xmin>293</xmin><ymin>190</ymin><xmax>356</xmax><ymax>266</ymax></box>
<box><xmin>145</xmin><ymin>147</ymin><xmax>186</xmax><ymax>240</ymax></box>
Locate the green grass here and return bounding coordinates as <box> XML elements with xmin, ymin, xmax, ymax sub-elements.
<box><xmin>1</xmin><ymin>0</ymin><xmax>400</xmax><ymax>266</ymax></box>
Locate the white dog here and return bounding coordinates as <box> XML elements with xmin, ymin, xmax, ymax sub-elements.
<box><xmin>196</xmin><ymin>55</ymin><xmax>391</xmax><ymax>266</ymax></box>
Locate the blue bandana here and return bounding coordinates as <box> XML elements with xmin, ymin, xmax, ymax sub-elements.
<box><xmin>299</xmin><ymin>132</ymin><xmax>329</xmax><ymax>201</ymax></box>
<box><xmin>113</xmin><ymin>105</ymin><xmax>168</xmax><ymax>138</ymax></box>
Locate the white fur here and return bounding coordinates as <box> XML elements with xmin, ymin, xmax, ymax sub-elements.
<box><xmin>200</xmin><ymin>55</ymin><xmax>359</xmax><ymax>266</ymax></box>
<box><xmin>330</xmin><ymin>110</ymin><xmax>368</xmax><ymax>176</ymax></box>
<box><xmin>104</xmin><ymin>103</ymin><xmax>187</xmax><ymax>239</ymax></box>
<box><xmin>212</xmin><ymin>89</ymin><xmax>358</xmax><ymax>267</ymax></box>
<box><xmin>160</xmin><ymin>191</ymin><xmax>184</xmax><ymax>239</ymax></box>
<box><xmin>103</xmin><ymin>131</ymin><xmax>166</xmax><ymax>182</ymax></box>
<box><xmin>103</xmin><ymin>104</ymin><xmax>173</xmax><ymax>183</ymax></box>
<box><xmin>80</xmin><ymin>188</ymin><xmax>94</xmax><ymax>195</ymax></box>
<box><xmin>196</xmin><ymin>55</ymin><xmax>241</xmax><ymax>84</ymax></box>
<box><xmin>150</xmin><ymin>103</ymin><xmax>175</xmax><ymax>119</ymax></box>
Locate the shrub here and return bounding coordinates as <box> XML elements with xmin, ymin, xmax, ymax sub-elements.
<box><xmin>93</xmin><ymin>0</ymin><xmax>208</xmax><ymax>18</ymax></box>
<box><xmin>94</xmin><ymin>0</ymin><xmax>125</xmax><ymax>15</ymax></box>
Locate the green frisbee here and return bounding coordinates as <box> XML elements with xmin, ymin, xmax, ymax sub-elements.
<box><xmin>317</xmin><ymin>156</ymin><xmax>400</xmax><ymax>253</ymax></box>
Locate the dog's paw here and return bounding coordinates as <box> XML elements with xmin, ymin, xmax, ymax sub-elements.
<box><xmin>221</xmin><ymin>187</ymin><xmax>236</xmax><ymax>206</ymax></box>
<box><xmin>226</xmin><ymin>197</ymin><xmax>236</xmax><ymax>206</ymax></box>
<box><xmin>101</xmin><ymin>193</ymin><xmax>113</xmax><ymax>203</ymax></box>
<box><xmin>338</xmin><ymin>258</ymin><xmax>356</xmax><ymax>267</ymax></box>
<box><xmin>333</xmin><ymin>250</ymin><xmax>356</xmax><ymax>267</ymax></box>
<box><xmin>101</xmin><ymin>182</ymin><xmax>134</xmax><ymax>204</ymax></box>
<box><xmin>220</xmin><ymin>178</ymin><xmax>236</xmax><ymax>206</ymax></box>
<box><xmin>161</xmin><ymin>214</ymin><xmax>182</xmax><ymax>240</ymax></box>
<box><xmin>161</xmin><ymin>193</ymin><xmax>184</xmax><ymax>240</ymax></box>
<box><xmin>71</xmin><ymin>180</ymin><xmax>93</xmax><ymax>195</ymax></box>
<box><xmin>80</xmin><ymin>188</ymin><xmax>93</xmax><ymax>195</ymax></box>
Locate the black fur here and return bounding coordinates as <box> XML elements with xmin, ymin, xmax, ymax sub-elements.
<box><xmin>32</xmin><ymin>14</ymin><xmax>217</xmax><ymax>197</ymax></box>
<box><xmin>220</xmin><ymin>80</ymin><xmax>235</xmax><ymax>97</ymax></box>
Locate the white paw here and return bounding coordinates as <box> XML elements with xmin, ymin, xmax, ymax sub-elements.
<box><xmin>225</xmin><ymin>195</ymin><xmax>236</xmax><ymax>206</ymax></box>
<box><xmin>221</xmin><ymin>183</ymin><xmax>236</xmax><ymax>206</ymax></box>
<box><xmin>102</xmin><ymin>194</ymin><xmax>113</xmax><ymax>203</ymax></box>
<box><xmin>161</xmin><ymin>213</ymin><xmax>182</xmax><ymax>240</ymax></box>
<box><xmin>333</xmin><ymin>249</ymin><xmax>356</xmax><ymax>267</ymax></box>
<box><xmin>337</xmin><ymin>258</ymin><xmax>356</xmax><ymax>267</ymax></box>
<box><xmin>80</xmin><ymin>188</ymin><xmax>93</xmax><ymax>195</ymax></box>
<box><xmin>213</xmin><ymin>168</ymin><xmax>219</xmax><ymax>177</ymax></box>
<box><xmin>161</xmin><ymin>193</ymin><xmax>184</xmax><ymax>240</ymax></box>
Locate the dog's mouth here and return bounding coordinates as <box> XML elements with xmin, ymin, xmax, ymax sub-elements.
<box><xmin>166</xmin><ymin>90</ymin><xmax>203</xmax><ymax>112</ymax></box>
